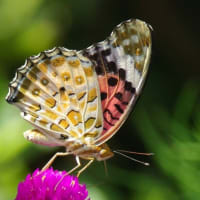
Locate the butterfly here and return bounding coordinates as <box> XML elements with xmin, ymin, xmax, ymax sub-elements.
<box><xmin>6</xmin><ymin>19</ymin><xmax>152</xmax><ymax>175</ymax></box>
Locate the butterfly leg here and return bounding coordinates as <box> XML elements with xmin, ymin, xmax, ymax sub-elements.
<box><xmin>77</xmin><ymin>159</ymin><xmax>94</xmax><ymax>177</ymax></box>
<box><xmin>68</xmin><ymin>156</ymin><xmax>81</xmax><ymax>174</ymax></box>
<box><xmin>42</xmin><ymin>152</ymin><xmax>71</xmax><ymax>171</ymax></box>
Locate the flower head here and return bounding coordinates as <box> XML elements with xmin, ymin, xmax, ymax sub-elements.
<box><xmin>16</xmin><ymin>168</ymin><xmax>89</xmax><ymax>200</ymax></box>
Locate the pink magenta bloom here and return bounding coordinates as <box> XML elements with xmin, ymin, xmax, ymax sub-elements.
<box><xmin>15</xmin><ymin>168</ymin><xmax>89</xmax><ymax>200</ymax></box>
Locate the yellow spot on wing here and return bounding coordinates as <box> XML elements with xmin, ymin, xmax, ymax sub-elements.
<box><xmin>45</xmin><ymin>98</ymin><xmax>56</xmax><ymax>108</ymax></box>
<box><xmin>27</xmin><ymin>71</ymin><xmax>37</xmax><ymax>82</ymax></box>
<box><xmin>78</xmin><ymin>128</ymin><xmax>83</xmax><ymax>133</ymax></box>
<box><xmin>68</xmin><ymin>130</ymin><xmax>78</xmax><ymax>137</ymax></box>
<box><xmin>68</xmin><ymin>59</ymin><xmax>80</xmax><ymax>67</ymax></box>
<box><xmin>84</xmin><ymin>131</ymin><xmax>98</xmax><ymax>137</ymax></box>
<box><xmin>77</xmin><ymin>91</ymin><xmax>86</xmax><ymax>101</ymax></box>
<box><xmin>61</xmin><ymin>72</ymin><xmax>71</xmax><ymax>81</ymax></box>
<box><xmin>83</xmin><ymin>67</ymin><xmax>93</xmax><ymax>76</ymax></box>
<box><xmin>62</xmin><ymin>103</ymin><xmax>69</xmax><ymax>109</ymax></box>
<box><xmin>135</xmin><ymin>62</ymin><xmax>143</xmax><ymax>71</ymax></box>
<box><xmin>42</xmin><ymin>110</ymin><xmax>58</xmax><ymax>120</ymax></box>
<box><xmin>95</xmin><ymin>118</ymin><xmax>102</xmax><ymax>128</ymax></box>
<box><xmin>32</xmin><ymin>89</ymin><xmax>40</xmax><ymax>96</ymax></box>
<box><xmin>85</xmin><ymin>117</ymin><xmax>95</xmax><ymax>129</ymax></box>
<box><xmin>136</xmin><ymin>48</ymin><xmax>141</xmax><ymax>55</ymax></box>
<box><xmin>75</xmin><ymin>76</ymin><xmax>84</xmax><ymax>85</ymax></box>
<box><xmin>88</xmin><ymin>105</ymin><xmax>97</xmax><ymax>112</ymax></box>
<box><xmin>39</xmin><ymin>119</ymin><xmax>48</xmax><ymax>126</ymax></box>
<box><xmin>51</xmin><ymin>124</ymin><xmax>64</xmax><ymax>132</ymax></box>
<box><xmin>38</xmin><ymin>62</ymin><xmax>47</xmax><ymax>73</ymax></box>
<box><xmin>29</xmin><ymin>112</ymin><xmax>38</xmax><ymax>118</ymax></box>
<box><xmin>88</xmin><ymin>88</ymin><xmax>97</xmax><ymax>102</ymax></box>
<box><xmin>80</xmin><ymin>101</ymin><xmax>85</xmax><ymax>110</ymax></box>
<box><xmin>59</xmin><ymin>119</ymin><xmax>69</xmax><ymax>129</ymax></box>
<box><xmin>67</xmin><ymin>110</ymin><xmax>82</xmax><ymax>126</ymax></box>
<box><xmin>51</xmin><ymin>56</ymin><xmax>65</xmax><ymax>67</ymax></box>
<box><xmin>60</xmin><ymin>90</ymin><xmax>69</xmax><ymax>102</ymax></box>
<box><xmin>29</xmin><ymin>104</ymin><xmax>41</xmax><ymax>112</ymax></box>
<box><xmin>51</xmin><ymin>71</ymin><xmax>57</xmax><ymax>77</ymax></box>
<box><xmin>57</xmin><ymin>105</ymin><xmax>62</xmax><ymax>112</ymax></box>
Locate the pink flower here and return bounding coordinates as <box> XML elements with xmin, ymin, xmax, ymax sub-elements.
<box><xmin>15</xmin><ymin>168</ymin><xmax>89</xmax><ymax>200</ymax></box>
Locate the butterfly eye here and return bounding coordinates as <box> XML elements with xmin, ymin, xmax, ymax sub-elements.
<box><xmin>100</xmin><ymin>149</ymin><xmax>107</xmax><ymax>156</ymax></box>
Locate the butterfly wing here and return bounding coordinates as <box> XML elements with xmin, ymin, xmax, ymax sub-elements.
<box><xmin>6</xmin><ymin>48</ymin><xmax>103</xmax><ymax>146</ymax></box>
<box><xmin>6</xmin><ymin>19</ymin><xmax>151</xmax><ymax>148</ymax></box>
<box><xmin>81</xmin><ymin>19</ymin><xmax>152</xmax><ymax>146</ymax></box>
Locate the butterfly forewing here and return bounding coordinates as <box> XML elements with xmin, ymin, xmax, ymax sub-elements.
<box><xmin>81</xmin><ymin>19</ymin><xmax>152</xmax><ymax>145</ymax></box>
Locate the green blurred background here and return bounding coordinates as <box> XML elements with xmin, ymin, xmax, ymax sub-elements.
<box><xmin>0</xmin><ymin>0</ymin><xmax>200</xmax><ymax>199</ymax></box>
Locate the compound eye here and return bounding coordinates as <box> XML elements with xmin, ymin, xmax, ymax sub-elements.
<box><xmin>100</xmin><ymin>149</ymin><xmax>107</xmax><ymax>156</ymax></box>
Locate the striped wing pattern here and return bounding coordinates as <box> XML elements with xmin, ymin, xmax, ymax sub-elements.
<box><xmin>6</xmin><ymin>19</ymin><xmax>151</xmax><ymax>151</ymax></box>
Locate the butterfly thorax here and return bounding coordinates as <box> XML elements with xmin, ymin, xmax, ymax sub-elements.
<box><xmin>65</xmin><ymin>141</ymin><xmax>114</xmax><ymax>161</ymax></box>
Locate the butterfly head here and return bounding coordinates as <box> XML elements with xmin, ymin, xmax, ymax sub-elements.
<box><xmin>95</xmin><ymin>143</ymin><xmax>114</xmax><ymax>161</ymax></box>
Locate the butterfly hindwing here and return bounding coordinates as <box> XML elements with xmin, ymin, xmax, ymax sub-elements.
<box><xmin>6</xmin><ymin>48</ymin><xmax>104</xmax><ymax>145</ymax></box>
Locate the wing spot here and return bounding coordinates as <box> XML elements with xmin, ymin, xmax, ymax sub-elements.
<box><xmin>85</xmin><ymin>117</ymin><xmax>96</xmax><ymax>129</ymax></box>
<box><xmin>136</xmin><ymin>48</ymin><xmax>141</xmax><ymax>55</ymax></box>
<box><xmin>119</xmin><ymin>69</ymin><xmax>126</xmax><ymax>80</ymax></box>
<box><xmin>29</xmin><ymin>104</ymin><xmax>41</xmax><ymax>112</ymax></box>
<box><xmin>42</xmin><ymin>110</ymin><xmax>58</xmax><ymax>120</ymax></box>
<box><xmin>67</xmin><ymin>110</ymin><xmax>82</xmax><ymax>126</ymax></box>
<box><xmin>88</xmin><ymin>88</ymin><xmax>97</xmax><ymax>102</ymax></box>
<box><xmin>60</xmin><ymin>134</ymin><xmax>68</xmax><ymax>140</ymax></box>
<box><xmin>107</xmin><ymin>62</ymin><xmax>117</xmax><ymax>73</ymax></box>
<box><xmin>101</xmin><ymin>92</ymin><xmax>107</xmax><ymax>101</ymax></box>
<box><xmin>75</xmin><ymin>76</ymin><xmax>84</xmax><ymax>85</ymax></box>
<box><xmin>38</xmin><ymin>62</ymin><xmax>47</xmax><ymax>73</ymax></box>
<box><xmin>39</xmin><ymin>119</ymin><xmax>48</xmax><ymax>126</ymax></box>
<box><xmin>51</xmin><ymin>56</ymin><xmax>65</xmax><ymax>67</ymax></box>
<box><xmin>27</xmin><ymin>71</ymin><xmax>37</xmax><ymax>82</ymax></box>
<box><xmin>83</xmin><ymin>67</ymin><xmax>93</xmax><ymax>76</ymax></box>
<box><xmin>41</xmin><ymin>78</ymin><xmax>49</xmax><ymax>86</ymax></box>
<box><xmin>108</xmin><ymin>77</ymin><xmax>118</xmax><ymax>86</ymax></box>
<box><xmin>95</xmin><ymin>66</ymin><xmax>104</xmax><ymax>75</ymax></box>
<box><xmin>114</xmin><ymin>104</ymin><xmax>124</xmax><ymax>113</ymax></box>
<box><xmin>68</xmin><ymin>59</ymin><xmax>80</xmax><ymax>67</ymax></box>
<box><xmin>32</xmin><ymin>88</ymin><xmax>40</xmax><ymax>96</ymax></box>
<box><xmin>114</xmin><ymin>92</ymin><xmax>123</xmax><ymax>101</ymax></box>
<box><xmin>84</xmin><ymin>131</ymin><xmax>98</xmax><ymax>137</ymax></box>
<box><xmin>45</xmin><ymin>98</ymin><xmax>56</xmax><ymax>108</ymax></box>
<box><xmin>51</xmin><ymin>124</ymin><xmax>64</xmax><ymax>132</ymax></box>
<box><xmin>61</xmin><ymin>72</ymin><xmax>71</xmax><ymax>81</ymax></box>
<box><xmin>125</xmin><ymin>81</ymin><xmax>132</xmax><ymax>91</ymax></box>
<box><xmin>77</xmin><ymin>92</ymin><xmax>86</xmax><ymax>101</ymax></box>
<box><xmin>135</xmin><ymin>62</ymin><xmax>143</xmax><ymax>71</ymax></box>
<box><xmin>101</xmin><ymin>49</ymin><xmax>111</xmax><ymax>56</ymax></box>
<box><xmin>52</xmin><ymin>71</ymin><xmax>58</xmax><ymax>77</ymax></box>
<box><xmin>59</xmin><ymin>119</ymin><xmax>69</xmax><ymax>129</ymax></box>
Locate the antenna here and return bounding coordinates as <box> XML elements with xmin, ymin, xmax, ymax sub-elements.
<box><xmin>113</xmin><ymin>150</ymin><xmax>154</xmax><ymax>166</ymax></box>
<box><xmin>116</xmin><ymin>149</ymin><xmax>154</xmax><ymax>156</ymax></box>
